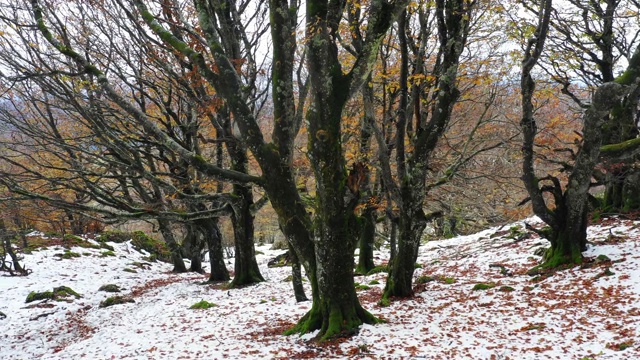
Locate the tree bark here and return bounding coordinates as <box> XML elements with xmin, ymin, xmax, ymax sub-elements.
<box><xmin>229</xmin><ymin>185</ymin><xmax>264</xmax><ymax>286</ymax></box>
<box><xmin>157</xmin><ymin>219</ymin><xmax>187</xmax><ymax>273</ymax></box>
<box><xmin>355</xmin><ymin>207</ymin><xmax>376</xmax><ymax>275</ymax></box>
<box><xmin>288</xmin><ymin>243</ymin><xmax>308</xmax><ymax>302</ymax></box>
<box><xmin>196</xmin><ymin>217</ymin><xmax>230</xmax><ymax>282</ymax></box>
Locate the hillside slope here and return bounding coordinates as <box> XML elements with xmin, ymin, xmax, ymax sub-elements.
<box><xmin>1</xmin><ymin>217</ymin><xmax>639</xmax><ymax>359</ymax></box>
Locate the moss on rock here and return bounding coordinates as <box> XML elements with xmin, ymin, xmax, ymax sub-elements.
<box><xmin>100</xmin><ymin>296</ymin><xmax>135</xmax><ymax>308</ymax></box>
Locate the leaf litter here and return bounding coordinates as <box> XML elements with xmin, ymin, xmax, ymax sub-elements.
<box><xmin>0</xmin><ymin>216</ymin><xmax>639</xmax><ymax>359</ymax></box>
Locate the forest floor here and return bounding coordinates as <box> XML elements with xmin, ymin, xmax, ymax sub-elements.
<box><xmin>1</xmin><ymin>216</ymin><xmax>639</xmax><ymax>359</ymax></box>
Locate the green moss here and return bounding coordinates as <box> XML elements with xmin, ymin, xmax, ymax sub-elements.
<box><xmin>355</xmin><ymin>283</ymin><xmax>370</xmax><ymax>291</ymax></box>
<box><xmin>596</xmin><ymin>254</ymin><xmax>611</xmax><ymax>262</ymax></box>
<box><xmin>442</xmin><ymin>277</ymin><xmax>456</xmax><ymax>284</ymax></box>
<box><xmin>131</xmin><ymin>231</ymin><xmax>170</xmax><ymax>262</ymax></box>
<box><xmin>417</xmin><ymin>275</ymin><xmax>435</xmax><ymax>284</ymax></box>
<box><xmin>499</xmin><ymin>286</ymin><xmax>516</xmax><ymax>292</ymax></box>
<box><xmin>260</xmin><ymin>299</ymin><xmax>267</xmax><ymax>304</ymax></box>
<box><xmin>472</xmin><ymin>283</ymin><xmax>495</xmax><ymax>291</ymax></box>
<box><xmin>96</xmin><ymin>231</ymin><xmax>131</xmax><ymax>243</ymax></box>
<box><xmin>26</xmin><ymin>291</ymin><xmax>53</xmax><ymax>303</ymax></box>
<box><xmin>189</xmin><ymin>300</ymin><xmax>217</xmax><ymax>309</ymax></box>
<box><xmin>99</xmin><ymin>242</ymin><xmax>115</xmax><ymax>251</ymax></box>
<box><xmin>368</xmin><ymin>280</ymin><xmax>380</xmax><ymax>285</ymax></box>
<box><xmin>123</xmin><ymin>268</ymin><xmax>137</xmax><ymax>273</ymax></box>
<box><xmin>379</xmin><ymin>298</ymin><xmax>391</xmax><ymax>307</ymax></box>
<box><xmin>617</xmin><ymin>342</ymin><xmax>633</xmax><ymax>351</ymax></box>
<box><xmin>100</xmin><ymin>250</ymin><xmax>116</xmax><ymax>257</ymax></box>
<box><xmin>26</xmin><ymin>286</ymin><xmax>82</xmax><ymax>303</ymax></box>
<box><xmin>285</xmin><ymin>304</ymin><xmax>323</xmax><ymax>335</ymax></box>
<box><xmin>366</xmin><ymin>265</ymin><xmax>388</xmax><ymax>275</ymax></box>
<box><xmin>414</xmin><ymin>263</ymin><xmax>423</xmax><ymax>269</ymax></box>
<box><xmin>55</xmin><ymin>250</ymin><xmax>81</xmax><ymax>259</ymax></box>
<box><xmin>100</xmin><ymin>296</ymin><xmax>135</xmax><ymax>308</ymax></box>
<box><xmin>53</xmin><ymin>286</ymin><xmax>82</xmax><ymax>299</ymax></box>
<box><xmin>98</xmin><ymin>284</ymin><xmax>121</xmax><ymax>293</ymax></box>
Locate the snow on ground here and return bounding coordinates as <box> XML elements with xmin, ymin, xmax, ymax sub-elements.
<box><xmin>1</xmin><ymin>217</ymin><xmax>640</xmax><ymax>359</ymax></box>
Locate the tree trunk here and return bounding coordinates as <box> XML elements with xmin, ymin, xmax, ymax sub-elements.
<box><xmin>384</xmin><ymin>186</ymin><xmax>427</xmax><ymax>299</ymax></box>
<box><xmin>157</xmin><ymin>219</ymin><xmax>187</xmax><ymax>273</ymax></box>
<box><xmin>287</xmin><ymin>214</ymin><xmax>378</xmax><ymax>340</ymax></box>
<box><xmin>229</xmin><ymin>185</ymin><xmax>264</xmax><ymax>287</ymax></box>
<box><xmin>355</xmin><ymin>207</ymin><xmax>376</xmax><ymax>275</ymax></box>
<box><xmin>288</xmin><ymin>243</ymin><xmax>308</xmax><ymax>302</ymax></box>
<box><xmin>389</xmin><ymin>218</ymin><xmax>398</xmax><ymax>264</ymax></box>
<box><xmin>184</xmin><ymin>225</ymin><xmax>204</xmax><ymax>273</ymax></box>
<box><xmin>197</xmin><ymin>218</ymin><xmax>230</xmax><ymax>282</ymax></box>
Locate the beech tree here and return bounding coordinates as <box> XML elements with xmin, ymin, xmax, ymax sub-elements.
<box><xmin>376</xmin><ymin>0</ymin><xmax>476</xmax><ymax>299</ymax></box>
<box><xmin>7</xmin><ymin>0</ymin><xmax>411</xmax><ymax>338</ymax></box>
<box><xmin>0</xmin><ymin>0</ymin><xmax>272</xmax><ymax>284</ymax></box>
<box><xmin>537</xmin><ymin>0</ymin><xmax>640</xmax><ymax>212</ymax></box>
<box><xmin>520</xmin><ymin>0</ymin><xmax>640</xmax><ymax>268</ymax></box>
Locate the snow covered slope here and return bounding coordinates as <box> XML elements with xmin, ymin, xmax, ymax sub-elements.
<box><xmin>1</xmin><ymin>217</ymin><xmax>639</xmax><ymax>359</ymax></box>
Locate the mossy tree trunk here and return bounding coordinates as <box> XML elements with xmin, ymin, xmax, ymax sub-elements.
<box><xmin>183</xmin><ymin>224</ymin><xmax>204</xmax><ymax>274</ymax></box>
<box><xmin>355</xmin><ymin>207</ymin><xmax>376</xmax><ymax>275</ymax></box>
<box><xmin>520</xmin><ymin>0</ymin><xmax>640</xmax><ymax>269</ymax></box>
<box><xmin>229</xmin><ymin>184</ymin><xmax>264</xmax><ymax>286</ymax></box>
<box><xmin>196</xmin><ymin>217</ymin><xmax>230</xmax><ymax>282</ymax></box>
<box><xmin>157</xmin><ymin>219</ymin><xmax>187</xmax><ymax>273</ymax></box>
<box><xmin>288</xmin><ymin>243</ymin><xmax>308</xmax><ymax>302</ymax></box>
<box><xmin>34</xmin><ymin>0</ymin><xmax>408</xmax><ymax>341</ymax></box>
<box><xmin>383</xmin><ymin>2</ymin><xmax>472</xmax><ymax>301</ymax></box>
<box><xmin>601</xmin><ymin>95</ymin><xmax>640</xmax><ymax>212</ymax></box>
<box><xmin>384</xmin><ymin>186</ymin><xmax>428</xmax><ymax>298</ymax></box>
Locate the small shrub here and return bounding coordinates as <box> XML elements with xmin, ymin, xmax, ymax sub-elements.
<box><xmin>98</xmin><ymin>284</ymin><xmax>121</xmax><ymax>293</ymax></box>
<box><xmin>472</xmin><ymin>283</ymin><xmax>495</xmax><ymax>291</ymax></box>
<box><xmin>189</xmin><ymin>300</ymin><xmax>217</xmax><ymax>309</ymax></box>
<box><xmin>100</xmin><ymin>296</ymin><xmax>135</xmax><ymax>308</ymax></box>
